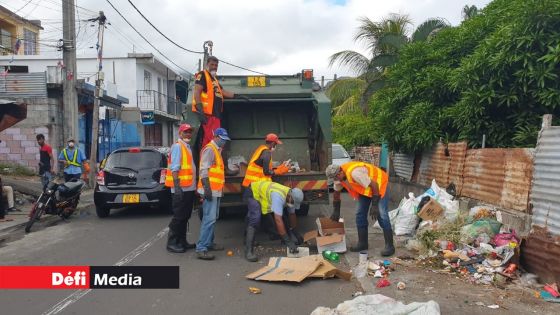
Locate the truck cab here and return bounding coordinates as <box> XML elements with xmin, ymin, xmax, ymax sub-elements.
<box><xmin>185</xmin><ymin>69</ymin><xmax>332</xmax><ymax>216</ymax></box>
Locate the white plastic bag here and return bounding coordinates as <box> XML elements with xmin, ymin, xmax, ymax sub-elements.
<box><xmin>373</xmin><ymin>209</ymin><xmax>398</xmax><ymax>230</ymax></box>
<box><xmin>418</xmin><ymin>179</ymin><xmax>459</xmax><ymax>222</ymax></box>
<box><xmin>311</xmin><ymin>294</ymin><xmax>441</xmax><ymax>315</ymax></box>
<box><xmin>394</xmin><ymin>193</ymin><xmax>420</xmax><ymax>236</ymax></box>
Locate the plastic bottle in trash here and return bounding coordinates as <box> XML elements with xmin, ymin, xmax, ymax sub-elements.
<box><xmin>322</xmin><ymin>250</ymin><xmax>340</xmax><ymax>263</ymax></box>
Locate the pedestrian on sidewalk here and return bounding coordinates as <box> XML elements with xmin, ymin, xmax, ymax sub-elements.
<box><xmin>165</xmin><ymin>124</ymin><xmax>197</xmax><ymax>253</ymax></box>
<box><xmin>192</xmin><ymin>56</ymin><xmax>249</xmax><ymax>147</ymax></box>
<box><xmin>325</xmin><ymin>162</ymin><xmax>395</xmax><ymax>256</ymax></box>
<box><xmin>36</xmin><ymin>134</ymin><xmax>53</xmax><ymax>189</ymax></box>
<box><xmin>58</xmin><ymin>138</ymin><xmax>87</xmax><ymax>182</ymax></box>
<box><xmin>195</xmin><ymin>128</ymin><xmax>230</xmax><ymax>260</ymax></box>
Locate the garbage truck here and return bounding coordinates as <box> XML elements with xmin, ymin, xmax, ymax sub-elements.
<box><xmin>184</xmin><ymin>69</ymin><xmax>332</xmax><ymax>216</ymax></box>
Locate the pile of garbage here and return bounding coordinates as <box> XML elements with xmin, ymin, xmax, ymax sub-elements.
<box><xmin>388</xmin><ymin>180</ymin><xmax>535</xmax><ymax>289</ymax></box>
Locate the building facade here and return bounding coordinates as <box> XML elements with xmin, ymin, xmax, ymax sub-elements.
<box><xmin>0</xmin><ymin>5</ymin><xmax>43</xmax><ymax>56</ymax></box>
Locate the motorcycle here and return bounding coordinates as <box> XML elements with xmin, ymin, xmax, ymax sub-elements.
<box><xmin>25</xmin><ymin>178</ymin><xmax>85</xmax><ymax>233</ymax></box>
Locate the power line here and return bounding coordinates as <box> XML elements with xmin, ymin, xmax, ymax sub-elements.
<box><xmin>105</xmin><ymin>0</ymin><xmax>191</xmax><ymax>74</ymax></box>
<box><xmin>125</xmin><ymin>0</ymin><xmax>267</xmax><ymax>76</ymax></box>
<box><xmin>12</xmin><ymin>0</ymin><xmax>33</xmax><ymax>14</ymax></box>
<box><xmin>125</xmin><ymin>0</ymin><xmax>203</xmax><ymax>54</ymax></box>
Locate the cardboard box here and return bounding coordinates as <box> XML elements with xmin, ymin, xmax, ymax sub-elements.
<box><xmin>303</xmin><ymin>218</ymin><xmax>347</xmax><ymax>253</ymax></box>
<box><xmin>417</xmin><ymin>197</ymin><xmax>444</xmax><ymax>221</ymax></box>
<box><xmin>246</xmin><ymin>255</ymin><xmax>351</xmax><ymax>282</ymax></box>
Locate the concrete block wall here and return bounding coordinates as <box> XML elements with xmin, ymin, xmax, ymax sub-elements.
<box><xmin>0</xmin><ymin>97</ymin><xmax>62</xmax><ymax>171</ymax></box>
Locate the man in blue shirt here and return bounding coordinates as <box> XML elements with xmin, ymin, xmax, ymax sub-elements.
<box><xmin>165</xmin><ymin>124</ymin><xmax>197</xmax><ymax>253</ymax></box>
<box><xmin>58</xmin><ymin>137</ymin><xmax>87</xmax><ymax>182</ymax></box>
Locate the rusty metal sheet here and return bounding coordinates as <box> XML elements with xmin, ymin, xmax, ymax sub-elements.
<box><xmin>393</xmin><ymin>153</ymin><xmax>414</xmax><ymax>181</ymax></box>
<box><xmin>521</xmin><ymin>226</ymin><xmax>560</xmax><ymax>284</ymax></box>
<box><xmin>0</xmin><ymin>72</ymin><xmax>47</xmax><ymax>98</ymax></box>
<box><xmin>462</xmin><ymin>148</ymin><xmax>533</xmax><ymax>212</ymax></box>
<box><xmin>418</xmin><ymin>142</ymin><xmax>467</xmax><ymax>192</ymax></box>
<box><xmin>530</xmin><ymin>126</ymin><xmax>560</xmax><ymax>236</ymax></box>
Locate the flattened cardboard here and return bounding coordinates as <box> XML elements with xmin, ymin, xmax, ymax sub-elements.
<box><xmin>418</xmin><ymin>198</ymin><xmax>444</xmax><ymax>221</ymax></box>
<box><xmin>246</xmin><ymin>257</ymin><xmax>322</xmax><ymax>282</ymax></box>
<box><xmin>306</xmin><ymin>255</ymin><xmax>352</xmax><ymax>281</ymax></box>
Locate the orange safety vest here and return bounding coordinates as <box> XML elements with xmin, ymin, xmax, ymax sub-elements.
<box><xmin>164</xmin><ymin>141</ymin><xmax>194</xmax><ymax>187</ymax></box>
<box><xmin>242</xmin><ymin>145</ymin><xmax>273</xmax><ymax>187</ymax></box>
<box><xmin>191</xmin><ymin>70</ymin><xmax>223</xmax><ymax>115</ymax></box>
<box><xmin>197</xmin><ymin>142</ymin><xmax>225</xmax><ymax>192</ymax></box>
<box><xmin>339</xmin><ymin>162</ymin><xmax>388</xmax><ymax>199</ymax></box>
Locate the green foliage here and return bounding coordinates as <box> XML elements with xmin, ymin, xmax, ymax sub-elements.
<box><xmin>332</xmin><ymin>114</ymin><xmax>378</xmax><ymax>148</ymax></box>
<box><xmin>368</xmin><ymin>0</ymin><xmax>560</xmax><ymax>152</ymax></box>
<box><xmin>0</xmin><ymin>162</ymin><xmax>36</xmax><ymax>177</ymax></box>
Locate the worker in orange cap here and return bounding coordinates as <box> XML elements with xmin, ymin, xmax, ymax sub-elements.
<box><xmin>164</xmin><ymin>124</ymin><xmax>196</xmax><ymax>253</ymax></box>
<box><xmin>242</xmin><ymin>133</ymin><xmax>291</xmax><ymax>240</ymax></box>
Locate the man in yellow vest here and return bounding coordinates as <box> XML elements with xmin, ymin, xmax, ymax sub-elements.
<box><xmin>195</xmin><ymin>128</ymin><xmax>230</xmax><ymax>260</ymax></box>
<box><xmin>192</xmin><ymin>56</ymin><xmax>250</xmax><ymax>148</ymax></box>
<box><xmin>244</xmin><ymin>181</ymin><xmax>305</xmax><ymax>262</ymax></box>
<box><xmin>58</xmin><ymin>137</ymin><xmax>87</xmax><ymax>182</ymax></box>
<box><xmin>164</xmin><ymin>124</ymin><xmax>196</xmax><ymax>253</ymax></box>
<box><xmin>242</xmin><ymin>133</ymin><xmax>290</xmax><ymax>187</ymax></box>
<box><xmin>325</xmin><ymin>162</ymin><xmax>394</xmax><ymax>256</ymax></box>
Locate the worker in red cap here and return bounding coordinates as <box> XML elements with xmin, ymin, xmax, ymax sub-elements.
<box><xmin>164</xmin><ymin>124</ymin><xmax>197</xmax><ymax>253</ymax></box>
<box><xmin>242</xmin><ymin>133</ymin><xmax>291</xmax><ymax>240</ymax></box>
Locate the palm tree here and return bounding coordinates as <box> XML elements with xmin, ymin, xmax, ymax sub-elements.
<box><xmin>328</xmin><ymin>14</ymin><xmax>449</xmax><ymax>115</ymax></box>
<box><xmin>462</xmin><ymin>5</ymin><xmax>478</xmax><ymax>20</ymax></box>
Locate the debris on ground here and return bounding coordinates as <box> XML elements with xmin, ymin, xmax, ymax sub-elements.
<box><xmin>397</xmin><ymin>281</ymin><xmax>406</xmax><ymax>290</ymax></box>
<box><xmin>310</xmin><ymin>294</ymin><xmax>440</xmax><ymax>315</ymax></box>
<box><xmin>248</xmin><ymin>287</ymin><xmax>261</xmax><ymax>294</ymax></box>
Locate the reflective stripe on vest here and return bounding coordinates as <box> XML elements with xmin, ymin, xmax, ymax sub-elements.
<box><xmin>242</xmin><ymin>145</ymin><xmax>273</xmax><ymax>187</ymax></box>
<box><xmin>164</xmin><ymin>141</ymin><xmax>194</xmax><ymax>188</ymax></box>
<box><xmin>191</xmin><ymin>70</ymin><xmax>223</xmax><ymax>115</ymax></box>
<box><xmin>63</xmin><ymin>148</ymin><xmax>81</xmax><ymax>167</ymax></box>
<box><xmin>197</xmin><ymin>142</ymin><xmax>225</xmax><ymax>192</ymax></box>
<box><xmin>251</xmin><ymin>181</ymin><xmax>291</xmax><ymax>215</ymax></box>
<box><xmin>340</xmin><ymin>162</ymin><xmax>388</xmax><ymax>199</ymax></box>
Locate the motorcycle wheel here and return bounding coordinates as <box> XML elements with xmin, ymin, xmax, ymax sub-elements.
<box><xmin>25</xmin><ymin>203</ymin><xmax>45</xmax><ymax>233</ymax></box>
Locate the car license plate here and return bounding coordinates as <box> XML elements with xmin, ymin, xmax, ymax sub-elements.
<box><xmin>123</xmin><ymin>194</ymin><xmax>140</xmax><ymax>203</ymax></box>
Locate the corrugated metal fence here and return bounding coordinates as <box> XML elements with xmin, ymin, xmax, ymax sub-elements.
<box><xmin>393</xmin><ymin>153</ymin><xmax>414</xmax><ymax>181</ymax></box>
<box><xmin>0</xmin><ymin>72</ymin><xmax>47</xmax><ymax>98</ymax></box>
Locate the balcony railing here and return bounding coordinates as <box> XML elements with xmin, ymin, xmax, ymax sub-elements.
<box><xmin>136</xmin><ymin>90</ymin><xmax>184</xmax><ymax>117</ymax></box>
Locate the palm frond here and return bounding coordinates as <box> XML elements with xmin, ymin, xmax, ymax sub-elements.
<box><xmin>462</xmin><ymin>5</ymin><xmax>478</xmax><ymax>21</ymax></box>
<box><xmin>334</xmin><ymin>95</ymin><xmax>361</xmax><ymax>116</ymax></box>
<box><xmin>369</xmin><ymin>53</ymin><xmax>399</xmax><ymax>69</ymax></box>
<box><xmin>326</xmin><ymin>78</ymin><xmax>365</xmax><ymax>107</ymax></box>
<box><xmin>377</xmin><ymin>33</ymin><xmax>409</xmax><ymax>52</ymax></box>
<box><xmin>411</xmin><ymin>18</ymin><xmax>450</xmax><ymax>42</ymax></box>
<box><xmin>328</xmin><ymin>50</ymin><xmax>370</xmax><ymax>75</ymax></box>
<box><xmin>359</xmin><ymin>79</ymin><xmax>387</xmax><ymax>114</ymax></box>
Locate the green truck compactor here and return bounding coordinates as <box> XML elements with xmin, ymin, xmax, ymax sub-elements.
<box><xmin>185</xmin><ymin>70</ymin><xmax>331</xmax><ymax>216</ymax></box>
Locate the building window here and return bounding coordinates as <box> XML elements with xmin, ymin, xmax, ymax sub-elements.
<box><xmin>143</xmin><ymin>70</ymin><xmax>152</xmax><ymax>90</ymax></box>
<box><xmin>1</xmin><ymin>29</ymin><xmax>12</xmax><ymax>55</ymax></box>
<box><xmin>23</xmin><ymin>29</ymin><xmax>37</xmax><ymax>55</ymax></box>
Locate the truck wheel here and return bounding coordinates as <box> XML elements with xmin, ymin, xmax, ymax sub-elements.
<box><xmin>296</xmin><ymin>204</ymin><xmax>310</xmax><ymax>217</ymax></box>
<box><xmin>96</xmin><ymin>205</ymin><xmax>110</xmax><ymax>218</ymax></box>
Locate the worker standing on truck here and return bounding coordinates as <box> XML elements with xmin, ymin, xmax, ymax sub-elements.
<box><xmin>195</xmin><ymin>128</ymin><xmax>230</xmax><ymax>260</ymax></box>
<box><xmin>242</xmin><ymin>133</ymin><xmax>290</xmax><ymax>187</ymax></box>
<box><xmin>192</xmin><ymin>56</ymin><xmax>250</xmax><ymax>147</ymax></box>
<box><xmin>244</xmin><ymin>181</ymin><xmax>304</xmax><ymax>262</ymax></box>
<box><xmin>325</xmin><ymin>162</ymin><xmax>394</xmax><ymax>256</ymax></box>
<box><xmin>165</xmin><ymin>124</ymin><xmax>197</xmax><ymax>253</ymax></box>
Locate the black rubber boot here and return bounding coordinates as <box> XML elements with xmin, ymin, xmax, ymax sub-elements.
<box><xmin>350</xmin><ymin>227</ymin><xmax>369</xmax><ymax>252</ymax></box>
<box><xmin>245</xmin><ymin>226</ymin><xmax>258</xmax><ymax>262</ymax></box>
<box><xmin>178</xmin><ymin>223</ymin><xmax>195</xmax><ymax>250</ymax></box>
<box><xmin>166</xmin><ymin>230</ymin><xmax>187</xmax><ymax>253</ymax></box>
<box><xmin>381</xmin><ymin>229</ymin><xmax>395</xmax><ymax>257</ymax></box>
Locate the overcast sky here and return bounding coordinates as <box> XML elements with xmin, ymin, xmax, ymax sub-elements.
<box><xmin>4</xmin><ymin>0</ymin><xmax>491</xmax><ymax>79</ymax></box>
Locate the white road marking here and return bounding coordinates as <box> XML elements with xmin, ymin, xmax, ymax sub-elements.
<box><xmin>42</xmin><ymin>227</ymin><xmax>169</xmax><ymax>315</ymax></box>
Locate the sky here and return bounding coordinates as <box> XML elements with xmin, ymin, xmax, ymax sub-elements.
<box><xmin>2</xmin><ymin>0</ymin><xmax>491</xmax><ymax>80</ymax></box>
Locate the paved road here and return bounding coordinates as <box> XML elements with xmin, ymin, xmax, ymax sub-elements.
<box><xmin>0</xmin><ymin>202</ymin><xmax>359</xmax><ymax>315</ymax></box>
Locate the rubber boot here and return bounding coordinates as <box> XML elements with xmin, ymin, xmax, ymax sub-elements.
<box><xmin>245</xmin><ymin>226</ymin><xmax>258</xmax><ymax>262</ymax></box>
<box><xmin>350</xmin><ymin>227</ymin><xmax>369</xmax><ymax>252</ymax></box>
<box><xmin>178</xmin><ymin>223</ymin><xmax>196</xmax><ymax>250</ymax></box>
<box><xmin>166</xmin><ymin>229</ymin><xmax>187</xmax><ymax>253</ymax></box>
<box><xmin>381</xmin><ymin>229</ymin><xmax>395</xmax><ymax>257</ymax></box>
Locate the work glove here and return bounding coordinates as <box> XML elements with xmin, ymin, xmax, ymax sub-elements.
<box><xmin>288</xmin><ymin>228</ymin><xmax>303</xmax><ymax>245</ymax></box>
<box><xmin>273</xmin><ymin>164</ymin><xmax>290</xmax><ymax>175</ymax></box>
<box><xmin>330</xmin><ymin>200</ymin><xmax>341</xmax><ymax>222</ymax></box>
<box><xmin>201</xmin><ymin>177</ymin><xmax>213</xmax><ymax>201</ymax></box>
<box><xmin>173</xmin><ymin>178</ymin><xmax>183</xmax><ymax>200</ymax></box>
<box><xmin>235</xmin><ymin>94</ymin><xmax>251</xmax><ymax>102</ymax></box>
<box><xmin>281</xmin><ymin>234</ymin><xmax>299</xmax><ymax>254</ymax></box>
<box><xmin>369</xmin><ymin>195</ymin><xmax>380</xmax><ymax>220</ymax></box>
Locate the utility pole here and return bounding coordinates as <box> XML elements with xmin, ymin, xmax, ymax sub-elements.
<box><xmin>88</xmin><ymin>11</ymin><xmax>106</xmax><ymax>188</ymax></box>
<box><xmin>62</xmin><ymin>0</ymin><xmax>78</xmax><ymax>146</ymax></box>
